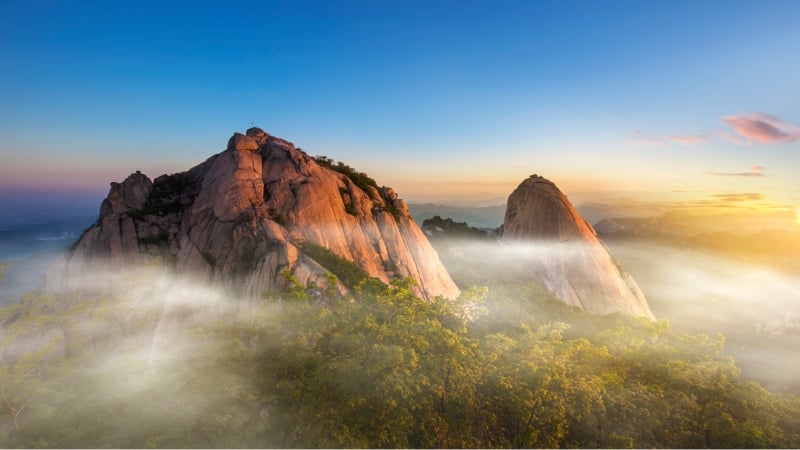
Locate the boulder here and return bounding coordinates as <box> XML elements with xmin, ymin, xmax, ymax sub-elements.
<box><xmin>99</xmin><ymin>171</ymin><xmax>152</xmax><ymax>217</ymax></box>
<box><xmin>246</xmin><ymin>127</ymin><xmax>270</xmax><ymax>145</ymax></box>
<box><xmin>227</xmin><ymin>132</ymin><xmax>259</xmax><ymax>151</ymax></box>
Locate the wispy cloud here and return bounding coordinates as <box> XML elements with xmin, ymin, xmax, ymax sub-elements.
<box><xmin>631</xmin><ymin>113</ymin><xmax>799</xmax><ymax>147</ymax></box>
<box><xmin>629</xmin><ymin>130</ymin><xmax>666</xmax><ymax>146</ymax></box>
<box><xmin>629</xmin><ymin>130</ymin><xmax>711</xmax><ymax>146</ymax></box>
<box><xmin>722</xmin><ymin>113</ymin><xmax>800</xmax><ymax>144</ymax></box>
<box><xmin>710</xmin><ymin>193</ymin><xmax>765</xmax><ymax>202</ymax></box>
<box><xmin>665</xmin><ymin>133</ymin><xmax>713</xmax><ymax>145</ymax></box>
<box><xmin>705</xmin><ymin>166</ymin><xmax>766</xmax><ymax>177</ymax></box>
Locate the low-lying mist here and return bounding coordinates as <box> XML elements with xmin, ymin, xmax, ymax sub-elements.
<box><xmin>3</xmin><ymin>239</ymin><xmax>800</xmax><ymax>447</ymax></box>
<box><xmin>431</xmin><ymin>235</ymin><xmax>800</xmax><ymax>393</ymax></box>
<box><xmin>1</xmin><ymin>266</ymin><xmax>271</xmax><ymax>447</ymax></box>
<box><xmin>0</xmin><ymin>213</ymin><xmax>95</xmax><ymax>304</ymax></box>
<box><xmin>604</xmin><ymin>239</ymin><xmax>800</xmax><ymax>392</ymax></box>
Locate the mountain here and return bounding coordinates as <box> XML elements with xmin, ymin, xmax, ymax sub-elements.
<box><xmin>48</xmin><ymin>127</ymin><xmax>459</xmax><ymax>300</ymax></box>
<box><xmin>501</xmin><ymin>175</ymin><xmax>654</xmax><ymax>318</ymax></box>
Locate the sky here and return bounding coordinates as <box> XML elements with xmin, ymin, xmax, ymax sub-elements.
<box><xmin>1</xmin><ymin>0</ymin><xmax>799</xmax><ymax>227</ymax></box>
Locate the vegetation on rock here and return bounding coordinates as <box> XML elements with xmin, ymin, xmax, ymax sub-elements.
<box><xmin>314</xmin><ymin>155</ymin><xmax>380</xmax><ymax>197</ymax></box>
<box><xmin>422</xmin><ymin>215</ymin><xmax>494</xmax><ymax>240</ymax></box>
<box><xmin>300</xmin><ymin>242</ymin><xmax>383</xmax><ymax>292</ymax></box>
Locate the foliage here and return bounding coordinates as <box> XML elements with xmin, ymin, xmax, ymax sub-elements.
<box><xmin>2</xmin><ymin>275</ymin><xmax>800</xmax><ymax>448</ymax></box>
<box><xmin>269</xmin><ymin>208</ymin><xmax>290</xmax><ymax>227</ymax></box>
<box><xmin>127</xmin><ymin>172</ymin><xmax>195</xmax><ymax>221</ymax></box>
<box><xmin>339</xmin><ymin>187</ymin><xmax>359</xmax><ymax>217</ymax></box>
<box><xmin>382</xmin><ymin>200</ymin><xmax>403</xmax><ymax>220</ymax></box>
<box><xmin>422</xmin><ymin>215</ymin><xmax>493</xmax><ymax>240</ymax></box>
<box><xmin>300</xmin><ymin>242</ymin><xmax>383</xmax><ymax>292</ymax></box>
<box><xmin>127</xmin><ymin>200</ymin><xmax>182</xmax><ymax>220</ymax></box>
<box><xmin>314</xmin><ymin>156</ymin><xmax>379</xmax><ymax>198</ymax></box>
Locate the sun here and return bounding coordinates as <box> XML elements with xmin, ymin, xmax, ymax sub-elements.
<box><xmin>796</xmin><ymin>206</ymin><xmax>800</xmax><ymax>225</ymax></box>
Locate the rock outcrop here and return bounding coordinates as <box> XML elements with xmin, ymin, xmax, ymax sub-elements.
<box><xmin>50</xmin><ymin>128</ymin><xmax>459</xmax><ymax>301</ymax></box>
<box><xmin>501</xmin><ymin>175</ymin><xmax>654</xmax><ymax>318</ymax></box>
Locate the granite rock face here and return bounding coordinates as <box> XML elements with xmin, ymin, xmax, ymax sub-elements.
<box><xmin>227</xmin><ymin>132</ymin><xmax>260</xmax><ymax>151</ymax></box>
<box><xmin>51</xmin><ymin>129</ymin><xmax>459</xmax><ymax>301</ymax></box>
<box><xmin>502</xmin><ymin>175</ymin><xmax>654</xmax><ymax>318</ymax></box>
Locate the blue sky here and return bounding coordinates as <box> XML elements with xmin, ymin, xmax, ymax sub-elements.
<box><xmin>1</xmin><ymin>0</ymin><xmax>799</xmax><ymax>222</ymax></box>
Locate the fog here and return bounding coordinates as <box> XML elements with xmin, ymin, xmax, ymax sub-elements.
<box><xmin>0</xmin><ymin>212</ymin><xmax>95</xmax><ymax>304</ymax></box>
<box><xmin>604</xmin><ymin>241</ymin><xmax>800</xmax><ymax>331</ymax></box>
<box><xmin>3</xmin><ymin>235</ymin><xmax>800</xmax><ymax>446</ymax></box>
<box><xmin>432</xmin><ymin>236</ymin><xmax>800</xmax><ymax>393</ymax></box>
<box><xmin>0</xmin><ymin>264</ymin><xmax>274</xmax><ymax>446</ymax></box>
<box><xmin>604</xmin><ymin>239</ymin><xmax>800</xmax><ymax>392</ymax></box>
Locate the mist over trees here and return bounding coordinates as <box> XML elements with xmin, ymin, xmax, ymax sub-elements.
<box><xmin>1</xmin><ymin>258</ymin><xmax>799</xmax><ymax>448</ymax></box>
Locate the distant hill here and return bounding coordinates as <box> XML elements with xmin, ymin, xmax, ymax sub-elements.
<box><xmin>420</xmin><ymin>215</ymin><xmax>497</xmax><ymax>240</ymax></box>
<box><xmin>408</xmin><ymin>203</ymin><xmax>505</xmax><ymax>228</ymax></box>
<box><xmin>596</xmin><ymin>217</ymin><xmax>800</xmax><ymax>275</ymax></box>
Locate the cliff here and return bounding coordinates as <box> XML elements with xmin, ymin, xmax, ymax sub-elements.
<box><xmin>502</xmin><ymin>175</ymin><xmax>654</xmax><ymax>318</ymax></box>
<box><xmin>50</xmin><ymin>127</ymin><xmax>459</xmax><ymax>300</ymax></box>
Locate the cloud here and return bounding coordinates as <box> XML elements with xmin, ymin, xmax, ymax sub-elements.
<box><xmin>665</xmin><ymin>133</ymin><xmax>713</xmax><ymax>145</ymax></box>
<box><xmin>721</xmin><ymin>113</ymin><xmax>800</xmax><ymax>144</ymax></box>
<box><xmin>629</xmin><ymin>130</ymin><xmax>711</xmax><ymax>146</ymax></box>
<box><xmin>705</xmin><ymin>166</ymin><xmax>766</xmax><ymax>177</ymax></box>
<box><xmin>631</xmin><ymin>113</ymin><xmax>799</xmax><ymax>147</ymax></box>
<box><xmin>710</xmin><ymin>193</ymin><xmax>765</xmax><ymax>202</ymax></box>
<box><xmin>629</xmin><ymin>130</ymin><xmax>666</xmax><ymax>146</ymax></box>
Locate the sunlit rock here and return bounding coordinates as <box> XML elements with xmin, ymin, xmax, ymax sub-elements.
<box><xmin>227</xmin><ymin>132</ymin><xmax>260</xmax><ymax>151</ymax></box>
<box><xmin>502</xmin><ymin>175</ymin><xmax>655</xmax><ymax>318</ymax></box>
<box><xmin>52</xmin><ymin>128</ymin><xmax>459</xmax><ymax>301</ymax></box>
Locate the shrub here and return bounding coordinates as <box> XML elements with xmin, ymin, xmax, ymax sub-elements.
<box><xmin>301</xmin><ymin>242</ymin><xmax>382</xmax><ymax>291</ymax></box>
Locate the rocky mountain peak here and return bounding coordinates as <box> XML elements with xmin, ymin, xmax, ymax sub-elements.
<box><xmin>502</xmin><ymin>176</ymin><xmax>654</xmax><ymax>318</ymax></box>
<box><xmin>98</xmin><ymin>170</ymin><xmax>152</xmax><ymax>217</ymax></box>
<box><xmin>51</xmin><ymin>128</ymin><xmax>460</xmax><ymax>301</ymax></box>
<box><xmin>227</xmin><ymin>132</ymin><xmax>260</xmax><ymax>151</ymax></box>
<box><xmin>503</xmin><ymin>174</ymin><xmax>596</xmax><ymax>242</ymax></box>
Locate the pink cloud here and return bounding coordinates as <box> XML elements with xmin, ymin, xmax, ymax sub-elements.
<box><xmin>666</xmin><ymin>133</ymin><xmax>712</xmax><ymax>145</ymax></box>
<box><xmin>721</xmin><ymin>113</ymin><xmax>799</xmax><ymax>144</ymax></box>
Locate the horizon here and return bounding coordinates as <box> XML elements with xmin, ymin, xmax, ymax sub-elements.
<box><xmin>1</xmin><ymin>0</ymin><xmax>799</xmax><ymax>231</ymax></box>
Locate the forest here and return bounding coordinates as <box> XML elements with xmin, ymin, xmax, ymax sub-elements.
<box><xmin>1</xmin><ymin>255</ymin><xmax>799</xmax><ymax>448</ymax></box>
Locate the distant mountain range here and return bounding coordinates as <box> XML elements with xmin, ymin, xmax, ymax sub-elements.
<box><xmin>596</xmin><ymin>216</ymin><xmax>800</xmax><ymax>275</ymax></box>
